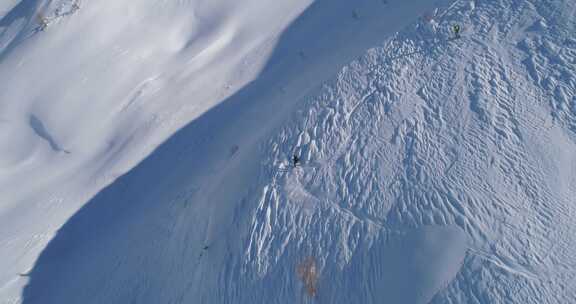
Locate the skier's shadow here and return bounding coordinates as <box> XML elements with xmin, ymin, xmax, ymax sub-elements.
<box><xmin>18</xmin><ymin>0</ymin><xmax>443</xmax><ymax>303</ymax></box>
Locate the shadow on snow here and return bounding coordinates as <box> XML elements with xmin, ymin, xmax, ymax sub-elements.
<box><xmin>18</xmin><ymin>0</ymin><xmax>447</xmax><ymax>302</ymax></box>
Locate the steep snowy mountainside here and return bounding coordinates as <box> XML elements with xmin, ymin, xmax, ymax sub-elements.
<box><xmin>0</xmin><ymin>0</ymin><xmax>310</xmax><ymax>199</ymax></box>
<box><xmin>3</xmin><ymin>0</ymin><xmax>576</xmax><ymax>303</ymax></box>
<box><xmin>0</xmin><ymin>0</ymin><xmax>449</xmax><ymax>302</ymax></box>
<box><xmin>0</xmin><ymin>0</ymin><xmax>312</xmax><ymax>300</ymax></box>
<box><xmin>244</xmin><ymin>1</ymin><xmax>576</xmax><ymax>302</ymax></box>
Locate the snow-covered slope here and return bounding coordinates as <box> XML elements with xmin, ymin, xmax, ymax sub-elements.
<box><xmin>1</xmin><ymin>0</ymin><xmax>576</xmax><ymax>303</ymax></box>
<box><xmin>0</xmin><ymin>0</ymin><xmax>315</xmax><ymax>299</ymax></box>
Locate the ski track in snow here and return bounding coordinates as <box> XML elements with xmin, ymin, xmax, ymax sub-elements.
<box><xmin>1</xmin><ymin>0</ymin><xmax>575</xmax><ymax>303</ymax></box>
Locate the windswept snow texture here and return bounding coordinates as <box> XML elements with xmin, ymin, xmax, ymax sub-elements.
<box><xmin>1</xmin><ymin>0</ymin><xmax>576</xmax><ymax>303</ymax></box>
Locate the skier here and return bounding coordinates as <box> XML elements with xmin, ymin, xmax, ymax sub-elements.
<box><xmin>37</xmin><ymin>14</ymin><xmax>49</xmax><ymax>31</ymax></box>
<box><xmin>72</xmin><ymin>2</ymin><xmax>80</xmax><ymax>12</ymax></box>
<box><xmin>452</xmin><ymin>24</ymin><xmax>461</xmax><ymax>39</ymax></box>
<box><xmin>292</xmin><ymin>155</ymin><xmax>300</xmax><ymax>168</ymax></box>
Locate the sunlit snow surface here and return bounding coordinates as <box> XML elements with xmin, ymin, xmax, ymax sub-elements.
<box><xmin>1</xmin><ymin>0</ymin><xmax>576</xmax><ymax>303</ymax></box>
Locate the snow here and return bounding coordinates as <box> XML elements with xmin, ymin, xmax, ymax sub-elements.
<box><xmin>1</xmin><ymin>0</ymin><xmax>576</xmax><ymax>303</ymax></box>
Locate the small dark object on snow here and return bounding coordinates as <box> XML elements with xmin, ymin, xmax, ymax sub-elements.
<box><xmin>203</xmin><ymin>246</ymin><xmax>209</xmax><ymax>250</ymax></box>
<box><xmin>292</xmin><ymin>155</ymin><xmax>300</xmax><ymax>167</ymax></box>
<box><xmin>452</xmin><ymin>24</ymin><xmax>461</xmax><ymax>38</ymax></box>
